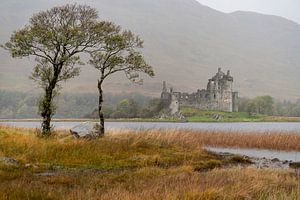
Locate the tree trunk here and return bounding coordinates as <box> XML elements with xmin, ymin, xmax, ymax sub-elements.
<box><xmin>40</xmin><ymin>86</ymin><xmax>55</xmax><ymax>136</ymax></box>
<box><xmin>98</xmin><ymin>80</ymin><xmax>105</xmax><ymax>135</ymax></box>
<box><xmin>40</xmin><ymin>64</ymin><xmax>62</xmax><ymax>136</ymax></box>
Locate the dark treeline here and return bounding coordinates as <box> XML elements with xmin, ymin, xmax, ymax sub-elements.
<box><xmin>1</xmin><ymin>91</ymin><xmax>300</xmax><ymax>119</ymax></box>
<box><xmin>86</xmin><ymin>98</ymin><xmax>163</xmax><ymax>119</ymax></box>
<box><xmin>239</xmin><ymin>96</ymin><xmax>300</xmax><ymax>117</ymax></box>
<box><xmin>0</xmin><ymin>90</ymin><xmax>157</xmax><ymax>119</ymax></box>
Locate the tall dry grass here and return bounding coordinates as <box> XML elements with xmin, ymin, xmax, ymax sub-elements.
<box><xmin>1</xmin><ymin>125</ymin><xmax>300</xmax><ymax>151</ymax></box>
<box><xmin>110</xmin><ymin>128</ymin><xmax>300</xmax><ymax>151</ymax></box>
<box><xmin>1</xmin><ymin>166</ymin><xmax>299</xmax><ymax>200</ymax></box>
<box><xmin>0</xmin><ymin>126</ymin><xmax>300</xmax><ymax>200</ymax></box>
<box><xmin>0</xmin><ymin>126</ymin><xmax>220</xmax><ymax>170</ymax></box>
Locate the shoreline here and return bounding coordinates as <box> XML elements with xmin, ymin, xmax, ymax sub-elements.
<box><xmin>213</xmin><ymin>151</ymin><xmax>299</xmax><ymax>170</ymax></box>
<box><xmin>1</xmin><ymin>117</ymin><xmax>300</xmax><ymax>123</ymax></box>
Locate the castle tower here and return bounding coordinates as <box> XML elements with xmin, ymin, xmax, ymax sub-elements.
<box><xmin>160</xmin><ymin>81</ymin><xmax>180</xmax><ymax>114</ymax></box>
<box><xmin>227</xmin><ymin>70</ymin><xmax>230</xmax><ymax>76</ymax></box>
<box><xmin>162</xmin><ymin>81</ymin><xmax>167</xmax><ymax>93</ymax></box>
<box><xmin>219</xmin><ymin>69</ymin><xmax>234</xmax><ymax>112</ymax></box>
<box><xmin>161</xmin><ymin>81</ymin><xmax>171</xmax><ymax>106</ymax></box>
<box><xmin>206</xmin><ymin>79</ymin><xmax>215</xmax><ymax>101</ymax></box>
<box><xmin>232</xmin><ymin>92</ymin><xmax>239</xmax><ymax>112</ymax></box>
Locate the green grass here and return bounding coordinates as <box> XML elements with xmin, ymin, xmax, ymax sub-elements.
<box><xmin>181</xmin><ymin>106</ymin><xmax>300</xmax><ymax>122</ymax></box>
<box><xmin>1</xmin><ymin>108</ymin><xmax>300</xmax><ymax>123</ymax></box>
<box><xmin>181</xmin><ymin>106</ymin><xmax>265</xmax><ymax>122</ymax></box>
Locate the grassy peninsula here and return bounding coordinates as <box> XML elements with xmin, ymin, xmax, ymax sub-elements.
<box><xmin>180</xmin><ymin>107</ymin><xmax>300</xmax><ymax>122</ymax></box>
<box><xmin>2</xmin><ymin>109</ymin><xmax>300</xmax><ymax>123</ymax></box>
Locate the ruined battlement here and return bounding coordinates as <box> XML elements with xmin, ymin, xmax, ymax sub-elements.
<box><xmin>161</xmin><ymin>68</ymin><xmax>238</xmax><ymax>114</ymax></box>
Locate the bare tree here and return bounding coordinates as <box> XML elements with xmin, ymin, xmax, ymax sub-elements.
<box><xmin>2</xmin><ymin>4</ymin><xmax>111</xmax><ymax>136</ymax></box>
<box><xmin>89</xmin><ymin>27</ymin><xmax>154</xmax><ymax>135</ymax></box>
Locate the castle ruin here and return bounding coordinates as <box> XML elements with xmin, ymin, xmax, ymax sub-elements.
<box><xmin>161</xmin><ymin>68</ymin><xmax>238</xmax><ymax>114</ymax></box>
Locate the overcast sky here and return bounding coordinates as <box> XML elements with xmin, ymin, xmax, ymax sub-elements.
<box><xmin>196</xmin><ymin>0</ymin><xmax>300</xmax><ymax>24</ymax></box>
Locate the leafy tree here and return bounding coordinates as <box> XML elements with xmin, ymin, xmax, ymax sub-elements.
<box><xmin>2</xmin><ymin>4</ymin><xmax>109</xmax><ymax>135</ymax></box>
<box><xmin>252</xmin><ymin>96</ymin><xmax>274</xmax><ymax>115</ymax></box>
<box><xmin>89</xmin><ymin>26</ymin><xmax>154</xmax><ymax>135</ymax></box>
<box><xmin>101</xmin><ymin>103</ymin><xmax>115</xmax><ymax>118</ymax></box>
<box><xmin>245</xmin><ymin>100</ymin><xmax>257</xmax><ymax>115</ymax></box>
<box><xmin>112</xmin><ymin>99</ymin><xmax>139</xmax><ymax>118</ymax></box>
<box><xmin>139</xmin><ymin>98</ymin><xmax>163</xmax><ymax>118</ymax></box>
<box><xmin>239</xmin><ymin>96</ymin><xmax>274</xmax><ymax>115</ymax></box>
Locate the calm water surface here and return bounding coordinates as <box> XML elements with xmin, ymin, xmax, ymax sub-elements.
<box><xmin>0</xmin><ymin>121</ymin><xmax>300</xmax><ymax>132</ymax></box>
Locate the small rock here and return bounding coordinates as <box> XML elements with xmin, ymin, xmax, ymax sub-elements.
<box><xmin>211</xmin><ymin>114</ymin><xmax>222</xmax><ymax>120</ymax></box>
<box><xmin>0</xmin><ymin>157</ymin><xmax>19</xmax><ymax>166</ymax></box>
<box><xmin>262</xmin><ymin>164</ymin><xmax>269</xmax><ymax>168</ymax></box>
<box><xmin>25</xmin><ymin>163</ymin><xmax>39</xmax><ymax>169</ymax></box>
<box><xmin>283</xmin><ymin>160</ymin><xmax>289</xmax><ymax>164</ymax></box>
<box><xmin>271</xmin><ymin>158</ymin><xmax>280</xmax><ymax>162</ymax></box>
<box><xmin>289</xmin><ymin>162</ymin><xmax>300</xmax><ymax>169</ymax></box>
<box><xmin>35</xmin><ymin>172</ymin><xmax>56</xmax><ymax>177</ymax></box>
<box><xmin>25</xmin><ymin>163</ymin><xmax>31</xmax><ymax>168</ymax></box>
<box><xmin>70</xmin><ymin>122</ymin><xmax>103</xmax><ymax>138</ymax></box>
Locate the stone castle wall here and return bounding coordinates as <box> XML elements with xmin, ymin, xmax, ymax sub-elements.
<box><xmin>161</xmin><ymin>68</ymin><xmax>238</xmax><ymax>113</ymax></box>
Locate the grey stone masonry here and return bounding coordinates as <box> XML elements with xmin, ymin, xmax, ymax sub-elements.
<box><xmin>161</xmin><ymin>68</ymin><xmax>239</xmax><ymax>113</ymax></box>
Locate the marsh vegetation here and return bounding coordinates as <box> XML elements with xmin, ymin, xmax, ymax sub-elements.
<box><xmin>0</xmin><ymin>126</ymin><xmax>299</xmax><ymax>199</ymax></box>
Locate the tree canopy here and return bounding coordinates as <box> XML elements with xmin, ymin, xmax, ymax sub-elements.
<box><xmin>89</xmin><ymin>28</ymin><xmax>154</xmax><ymax>83</ymax></box>
<box><xmin>89</xmin><ymin>22</ymin><xmax>154</xmax><ymax>135</ymax></box>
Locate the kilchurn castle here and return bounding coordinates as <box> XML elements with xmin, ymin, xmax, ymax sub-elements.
<box><xmin>161</xmin><ymin>68</ymin><xmax>238</xmax><ymax>114</ymax></box>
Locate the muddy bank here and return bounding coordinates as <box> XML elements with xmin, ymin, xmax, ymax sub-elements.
<box><xmin>213</xmin><ymin>151</ymin><xmax>299</xmax><ymax>170</ymax></box>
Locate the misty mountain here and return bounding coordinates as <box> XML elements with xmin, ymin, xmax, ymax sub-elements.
<box><xmin>0</xmin><ymin>0</ymin><xmax>300</xmax><ymax>99</ymax></box>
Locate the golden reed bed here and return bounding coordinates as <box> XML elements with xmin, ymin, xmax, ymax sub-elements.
<box><xmin>1</xmin><ymin>125</ymin><xmax>300</xmax><ymax>151</ymax></box>
<box><xmin>110</xmin><ymin>128</ymin><xmax>300</xmax><ymax>151</ymax></box>
<box><xmin>0</xmin><ymin>125</ymin><xmax>300</xmax><ymax>200</ymax></box>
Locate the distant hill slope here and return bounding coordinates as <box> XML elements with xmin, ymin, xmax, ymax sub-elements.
<box><xmin>1</xmin><ymin>0</ymin><xmax>300</xmax><ymax>99</ymax></box>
